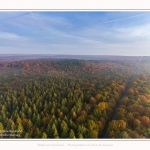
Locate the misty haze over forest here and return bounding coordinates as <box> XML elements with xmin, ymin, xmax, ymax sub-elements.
<box><xmin>0</xmin><ymin>54</ymin><xmax>150</xmax><ymax>138</ymax></box>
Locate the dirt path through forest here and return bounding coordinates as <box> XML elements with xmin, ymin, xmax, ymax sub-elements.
<box><xmin>101</xmin><ymin>56</ymin><xmax>143</xmax><ymax>138</ymax></box>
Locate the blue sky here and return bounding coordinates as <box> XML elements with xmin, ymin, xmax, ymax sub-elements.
<box><xmin>0</xmin><ymin>11</ymin><xmax>150</xmax><ymax>56</ymax></box>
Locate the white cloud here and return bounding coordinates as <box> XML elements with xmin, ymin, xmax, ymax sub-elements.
<box><xmin>1</xmin><ymin>12</ymin><xmax>150</xmax><ymax>56</ymax></box>
<box><xmin>0</xmin><ymin>32</ymin><xmax>26</xmax><ymax>39</ymax></box>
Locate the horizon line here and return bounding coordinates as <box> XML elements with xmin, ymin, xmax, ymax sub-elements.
<box><xmin>0</xmin><ymin>54</ymin><xmax>148</xmax><ymax>57</ymax></box>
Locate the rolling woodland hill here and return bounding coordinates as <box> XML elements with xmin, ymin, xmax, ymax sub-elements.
<box><xmin>0</xmin><ymin>56</ymin><xmax>150</xmax><ymax>138</ymax></box>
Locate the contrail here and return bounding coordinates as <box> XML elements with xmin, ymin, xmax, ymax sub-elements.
<box><xmin>92</xmin><ymin>12</ymin><xmax>149</xmax><ymax>27</ymax></box>
<box><xmin>0</xmin><ymin>12</ymin><xmax>148</xmax><ymax>26</ymax></box>
<box><xmin>29</xmin><ymin>12</ymin><xmax>54</xmax><ymax>42</ymax></box>
<box><xmin>0</xmin><ymin>12</ymin><xmax>30</xmax><ymax>24</ymax></box>
<box><xmin>30</xmin><ymin>12</ymin><xmax>45</xmax><ymax>31</ymax></box>
<box><xmin>0</xmin><ymin>11</ymin><xmax>51</xmax><ymax>43</ymax></box>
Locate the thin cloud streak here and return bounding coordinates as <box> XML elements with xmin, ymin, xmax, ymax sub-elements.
<box><xmin>0</xmin><ymin>12</ymin><xmax>150</xmax><ymax>56</ymax></box>
<box><xmin>93</xmin><ymin>12</ymin><xmax>149</xmax><ymax>26</ymax></box>
<box><xmin>0</xmin><ymin>12</ymin><xmax>31</xmax><ymax>24</ymax></box>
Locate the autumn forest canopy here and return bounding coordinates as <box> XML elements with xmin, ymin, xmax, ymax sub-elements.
<box><xmin>0</xmin><ymin>55</ymin><xmax>150</xmax><ymax>138</ymax></box>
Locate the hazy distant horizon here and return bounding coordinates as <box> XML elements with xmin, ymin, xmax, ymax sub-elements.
<box><xmin>0</xmin><ymin>53</ymin><xmax>146</xmax><ymax>56</ymax></box>
<box><xmin>0</xmin><ymin>53</ymin><xmax>147</xmax><ymax>63</ymax></box>
<box><xmin>0</xmin><ymin>54</ymin><xmax>150</xmax><ymax>57</ymax></box>
<box><xmin>0</xmin><ymin>53</ymin><xmax>148</xmax><ymax>57</ymax></box>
